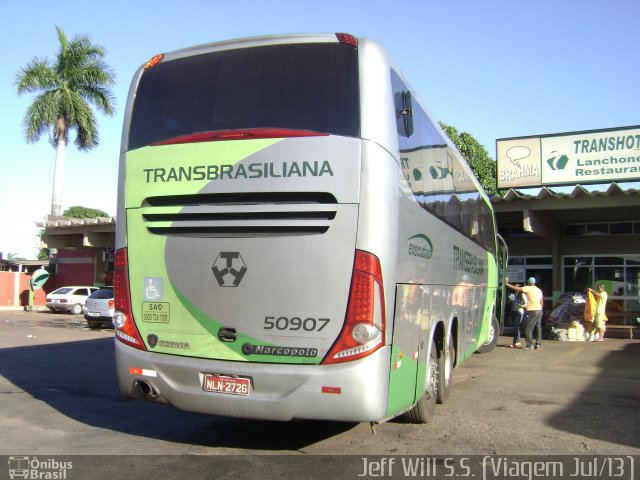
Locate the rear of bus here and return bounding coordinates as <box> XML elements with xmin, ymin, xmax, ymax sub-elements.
<box><xmin>114</xmin><ymin>34</ymin><xmax>392</xmax><ymax>421</ymax></box>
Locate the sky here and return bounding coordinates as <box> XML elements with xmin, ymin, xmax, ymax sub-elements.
<box><xmin>1</xmin><ymin>0</ymin><xmax>639</xmax><ymax>259</ymax></box>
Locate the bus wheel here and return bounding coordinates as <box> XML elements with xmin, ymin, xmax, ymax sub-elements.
<box><xmin>404</xmin><ymin>339</ymin><xmax>438</xmax><ymax>424</ymax></box>
<box><xmin>477</xmin><ymin>315</ymin><xmax>499</xmax><ymax>354</ymax></box>
<box><xmin>437</xmin><ymin>332</ymin><xmax>455</xmax><ymax>404</ymax></box>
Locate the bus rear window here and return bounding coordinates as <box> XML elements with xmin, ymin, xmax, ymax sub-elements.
<box><xmin>128</xmin><ymin>43</ymin><xmax>360</xmax><ymax>150</ymax></box>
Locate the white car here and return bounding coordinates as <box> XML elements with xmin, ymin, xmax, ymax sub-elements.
<box><xmin>46</xmin><ymin>286</ymin><xmax>99</xmax><ymax>315</ymax></box>
<box><xmin>83</xmin><ymin>287</ymin><xmax>115</xmax><ymax>328</ymax></box>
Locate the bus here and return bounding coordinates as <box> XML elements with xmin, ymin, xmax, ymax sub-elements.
<box><xmin>114</xmin><ymin>33</ymin><xmax>505</xmax><ymax>424</ymax></box>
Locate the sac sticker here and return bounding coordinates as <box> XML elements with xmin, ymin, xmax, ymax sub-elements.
<box><xmin>142</xmin><ymin>302</ymin><xmax>170</xmax><ymax>323</ymax></box>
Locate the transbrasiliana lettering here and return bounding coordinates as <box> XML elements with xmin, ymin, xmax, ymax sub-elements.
<box><xmin>453</xmin><ymin>245</ymin><xmax>485</xmax><ymax>276</ymax></box>
<box><xmin>143</xmin><ymin>161</ymin><xmax>334</xmax><ymax>183</ymax></box>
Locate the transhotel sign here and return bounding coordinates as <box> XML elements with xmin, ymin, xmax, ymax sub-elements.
<box><xmin>496</xmin><ymin>125</ymin><xmax>640</xmax><ymax>189</ymax></box>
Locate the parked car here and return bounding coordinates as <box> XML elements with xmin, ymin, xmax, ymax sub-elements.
<box><xmin>83</xmin><ymin>287</ymin><xmax>115</xmax><ymax>328</ymax></box>
<box><xmin>46</xmin><ymin>286</ymin><xmax>99</xmax><ymax>315</ymax></box>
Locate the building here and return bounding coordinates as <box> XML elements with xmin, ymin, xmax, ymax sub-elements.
<box><xmin>0</xmin><ymin>216</ymin><xmax>115</xmax><ymax>310</ymax></box>
<box><xmin>492</xmin><ymin>183</ymin><xmax>640</xmax><ymax>329</ymax></box>
<box><xmin>38</xmin><ymin>215</ymin><xmax>115</xmax><ymax>288</ymax></box>
<box><xmin>495</xmin><ymin>125</ymin><xmax>640</xmax><ymax>332</ymax></box>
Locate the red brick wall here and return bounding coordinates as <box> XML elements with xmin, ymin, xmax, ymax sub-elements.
<box><xmin>0</xmin><ymin>249</ymin><xmax>100</xmax><ymax>308</ymax></box>
<box><xmin>0</xmin><ymin>271</ymin><xmax>48</xmax><ymax>307</ymax></box>
<box><xmin>0</xmin><ymin>272</ymin><xmax>17</xmax><ymax>307</ymax></box>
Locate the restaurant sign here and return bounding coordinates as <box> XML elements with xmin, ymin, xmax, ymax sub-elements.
<box><xmin>496</xmin><ymin>126</ymin><xmax>640</xmax><ymax>189</ymax></box>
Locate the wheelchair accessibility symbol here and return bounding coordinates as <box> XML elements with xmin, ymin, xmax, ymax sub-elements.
<box><xmin>144</xmin><ymin>277</ymin><xmax>163</xmax><ymax>301</ymax></box>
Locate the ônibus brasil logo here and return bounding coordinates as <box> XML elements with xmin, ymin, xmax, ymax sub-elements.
<box><xmin>8</xmin><ymin>456</ymin><xmax>73</xmax><ymax>479</ymax></box>
<box><xmin>212</xmin><ymin>252</ymin><xmax>247</xmax><ymax>287</ymax></box>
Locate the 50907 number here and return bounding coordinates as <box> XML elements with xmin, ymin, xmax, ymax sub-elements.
<box><xmin>264</xmin><ymin>316</ymin><xmax>329</xmax><ymax>332</ymax></box>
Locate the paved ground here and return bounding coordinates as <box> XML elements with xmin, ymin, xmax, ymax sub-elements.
<box><xmin>0</xmin><ymin>309</ymin><xmax>638</xmax><ymax>478</ymax></box>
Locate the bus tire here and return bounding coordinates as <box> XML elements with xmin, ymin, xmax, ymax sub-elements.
<box><xmin>404</xmin><ymin>339</ymin><xmax>438</xmax><ymax>424</ymax></box>
<box><xmin>477</xmin><ymin>314</ymin><xmax>499</xmax><ymax>354</ymax></box>
<box><xmin>437</xmin><ymin>332</ymin><xmax>455</xmax><ymax>404</ymax></box>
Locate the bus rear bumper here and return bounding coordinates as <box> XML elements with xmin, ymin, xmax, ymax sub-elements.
<box><xmin>115</xmin><ymin>340</ymin><xmax>391</xmax><ymax>422</ymax></box>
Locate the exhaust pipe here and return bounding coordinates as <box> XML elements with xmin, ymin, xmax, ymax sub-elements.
<box><xmin>134</xmin><ymin>380</ymin><xmax>158</xmax><ymax>398</ymax></box>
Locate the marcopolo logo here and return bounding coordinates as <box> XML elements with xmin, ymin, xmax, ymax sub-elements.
<box><xmin>407</xmin><ymin>234</ymin><xmax>433</xmax><ymax>260</ymax></box>
<box><xmin>212</xmin><ymin>252</ymin><xmax>247</xmax><ymax>287</ymax></box>
<box><xmin>242</xmin><ymin>343</ymin><xmax>318</xmax><ymax>358</ymax></box>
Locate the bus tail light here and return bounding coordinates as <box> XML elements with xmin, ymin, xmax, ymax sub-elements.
<box><xmin>144</xmin><ymin>53</ymin><xmax>164</xmax><ymax>70</ymax></box>
<box><xmin>336</xmin><ymin>33</ymin><xmax>358</xmax><ymax>47</ymax></box>
<box><xmin>323</xmin><ymin>250</ymin><xmax>385</xmax><ymax>364</ymax></box>
<box><xmin>114</xmin><ymin>248</ymin><xmax>147</xmax><ymax>351</ymax></box>
<box><xmin>151</xmin><ymin>128</ymin><xmax>327</xmax><ymax>146</ymax></box>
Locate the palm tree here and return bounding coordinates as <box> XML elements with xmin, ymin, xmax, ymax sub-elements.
<box><xmin>16</xmin><ymin>26</ymin><xmax>116</xmax><ymax>217</ymax></box>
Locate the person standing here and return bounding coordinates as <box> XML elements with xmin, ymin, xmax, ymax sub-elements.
<box><xmin>587</xmin><ymin>284</ymin><xmax>608</xmax><ymax>341</ymax></box>
<box><xmin>505</xmin><ymin>277</ymin><xmax>544</xmax><ymax>349</ymax></box>
<box><xmin>507</xmin><ymin>285</ymin><xmax>527</xmax><ymax>348</ymax></box>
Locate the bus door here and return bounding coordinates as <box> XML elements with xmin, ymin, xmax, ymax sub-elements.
<box><xmin>496</xmin><ymin>234</ymin><xmax>509</xmax><ymax>333</ymax></box>
<box><xmin>387</xmin><ymin>284</ymin><xmax>423</xmax><ymax>414</ymax></box>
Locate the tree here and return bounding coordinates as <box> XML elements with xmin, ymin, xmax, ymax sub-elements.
<box><xmin>16</xmin><ymin>26</ymin><xmax>116</xmax><ymax>216</ymax></box>
<box><xmin>37</xmin><ymin>230</ymin><xmax>49</xmax><ymax>261</ymax></box>
<box><xmin>63</xmin><ymin>206</ymin><xmax>109</xmax><ymax>218</ymax></box>
<box><xmin>36</xmin><ymin>206</ymin><xmax>110</xmax><ymax>260</ymax></box>
<box><xmin>439</xmin><ymin>122</ymin><xmax>499</xmax><ymax>197</ymax></box>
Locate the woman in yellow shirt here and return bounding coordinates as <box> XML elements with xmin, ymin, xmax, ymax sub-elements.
<box><xmin>587</xmin><ymin>284</ymin><xmax>608</xmax><ymax>342</ymax></box>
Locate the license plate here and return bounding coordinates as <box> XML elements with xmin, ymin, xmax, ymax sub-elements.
<box><xmin>87</xmin><ymin>312</ymin><xmax>100</xmax><ymax>317</ymax></box>
<box><xmin>203</xmin><ymin>374</ymin><xmax>250</xmax><ymax>396</ymax></box>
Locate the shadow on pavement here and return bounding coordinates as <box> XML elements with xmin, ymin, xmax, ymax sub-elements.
<box><xmin>547</xmin><ymin>341</ymin><xmax>640</xmax><ymax>449</ymax></box>
<box><xmin>0</xmin><ymin>338</ymin><xmax>356</xmax><ymax>451</ymax></box>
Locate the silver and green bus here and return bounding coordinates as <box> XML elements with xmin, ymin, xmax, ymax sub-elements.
<box><xmin>114</xmin><ymin>33</ymin><xmax>504</xmax><ymax>423</ymax></box>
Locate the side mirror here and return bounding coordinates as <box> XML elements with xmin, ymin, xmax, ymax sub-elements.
<box><xmin>401</xmin><ymin>91</ymin><xmax>414</xmax><ymax>137</ymax></box>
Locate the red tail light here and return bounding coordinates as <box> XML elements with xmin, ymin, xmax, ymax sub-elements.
<box><xmin>114</xmin><ymin>248</ymin><xmax>146</xmax><ymax>350</ymax></box>
<box><xmin>336</xmin><ymin>33</ymin><xmax>358</xmax><ymax>47</ymax></box>
<box><xmin>151</xmin><ymin>128</ymin><xmax>327</xmax><ymax>146</ymax></box>
<box><xmin>323</xmin><ymin>250</ymin><xmax>386</xmax><ymax>364</ymax></box>
<box><xmin>144</xmin><ymin>53</ymin><xmax>164</xmax><ymax>70</ymax></box>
